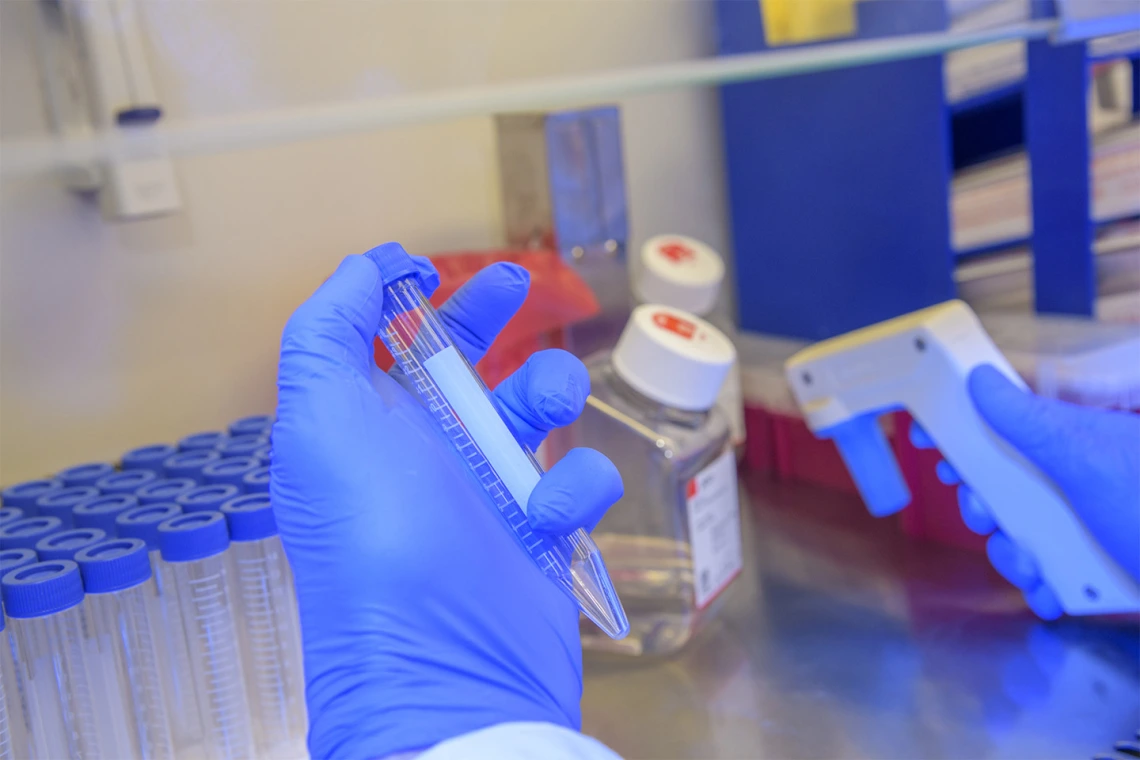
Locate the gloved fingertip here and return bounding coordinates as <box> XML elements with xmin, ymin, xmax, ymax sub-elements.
<box><xmin>935</xmin><ymin>460</ymin><xmax>961</xmax><ymax>486</ymax></box>
<box><xmin>909</xmin><ymin>423</ymin><xmax>936</xmax><ymax>450</ymax></box>
<box><xmin>958</xmin><ymin>487</ymin><xmax>998</xmax><ymax>535</ymax></box>
<box><xmin>489</xmin><ymin>261</ymin><xmax>531</xmax><ymax>290</ymax></box>
<box><xmin>528</xmin><ymin>448</ymin><xmax>622</xmax><ymax>534</ymax></box>
<box><xmin>1024</xmin><ymin>583</ymin><xmax>1064</xmax><ymax>621</ymax></box>
<box><xmin>986</xmin><ymin>532</ymin><xmax>1041</xmax><ymax>591</ymax></box>
<box><xmin>528</xmin><ymin>351</ymin><xmax>590</xmax><ymax>428</ymax></box>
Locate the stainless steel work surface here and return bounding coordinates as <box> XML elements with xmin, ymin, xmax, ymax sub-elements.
<box><xmin>582</xmin><ymin>474</ymin><xmax>1139</xmax><ymax>759</ymax></box>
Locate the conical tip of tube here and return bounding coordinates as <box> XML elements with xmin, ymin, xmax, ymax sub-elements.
<box><xmin>570</xmin><ymin>550</ymin><xmax>630</xmax><ymax>639</ymax></box>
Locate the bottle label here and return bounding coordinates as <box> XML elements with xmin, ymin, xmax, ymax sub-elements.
<box><xmin>685</xmin><ymin>449</ymin><xmax>742</xmax><ymax>609</ymax></box>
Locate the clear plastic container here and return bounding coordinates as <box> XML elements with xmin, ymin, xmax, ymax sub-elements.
<box><xmin>633</xmin><ymin>235</ymin><xmax>745</xmax><ymax>455</ymax></box>
<box><xmin>95</xmin><ymin>470</ymin><xmax>158</xmax><ymax>496</ymax></box>
<box><xmin>56</xmin><ymin>463</ymin><xmax>116</xmax><ymax>489</ymax></box>
<box><xmin>566</xmin><ymin>304</ymin><xmax>741</xmax><ymax>656</ymax></box>
<box><xmin>373</xmin><ymin>243</ymin><xmax>628</xmax><ymax>638</ymax></box>
<box><xmin>158</xmin><ymin>511</ymin><xmax>255</xmax><ymax>760</ymax></box>
<box><xmin>0</xmin><ymin>517</ymin><xmax>64</xmax><ymax>552</ymax></box>
<box><xmin>121</xmin><ymin>444</ymin><xmax>179</xmax><ymax>472</ymax></box>
<box><xmin>75</xmin><ymin>538</ymin><xmax>175</xmax><ymax>760</ymax></box>
<box><xmin>1</xmin><ymin>560</ymin><xmax>101</xmax><ymax>758</ymax></box>
<box><xmin>227</xmin><ymin>416</ymin><xmax>274</xmax><ymax>437</ymax></box>
<box><xmin>116</xmin><ymin>504</ymin><xmax>202</xmax><ymax>754</ymax></box>
<box><xmin>72</xmin><ymin>495</ymin><xmax>140</xmax><ymax>534</ymax></box>
<box><xmin>201</xmin><ymin>458</ymin><xmax>262</xmax><ymax>489</ymax></box>
<box><xmin>34</xmin><ymin>487</ymin><xmax>99</xmax><ymax>529</ymax></box>
<box><xmin>34</xmin><ymin>529</ymin><xmax>107</xmax><ymax>562</ymax></box>
<box><xmin>0</xmin><ymin>608</ymin><xmax>13</xmax><ymax>760</ymax></box>
<box><xmin>220</xmin><ymin>494</ymin><xmax>306</xmax><ymax>758</ymax></box>
<box><xmin>176</xmin><ymin>485</ymin><xmax>241</xmax><ymax>514</ymax></box>
<box><xmin>134</xmin><ymin>478</ymin><xmax>196</xmax><ymax>506</ymax></box>
<box><xmin>0</xmin><ymin>480</ymin><xmax>63</xmax><ymax>515</ymax></box>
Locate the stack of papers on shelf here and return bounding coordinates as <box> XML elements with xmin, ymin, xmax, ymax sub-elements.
<box><xmin>952</xmin><ymin>121</ymin><xmax>1140</xmax><ymax>252</ymax></box>
<box><xmin>945</xmin><ymin>0</ymin><xmax>1028</xmax><ymax>103</ymax></box>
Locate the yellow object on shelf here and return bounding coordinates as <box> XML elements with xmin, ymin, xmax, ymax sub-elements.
<box><xmin>761</xmin><ymin>0</ymin><xmax>858</xmax><ymax>46</ymax></box>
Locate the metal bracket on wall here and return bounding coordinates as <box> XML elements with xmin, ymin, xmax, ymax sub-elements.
<box><xmin>496</xmin><ymin>107</ymin><xmax>632</xmax><ymax>358</ymax></box>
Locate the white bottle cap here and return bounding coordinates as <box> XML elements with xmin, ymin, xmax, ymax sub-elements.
<box><xmin>613</xmin><ymin>304</ymin><xmax>736</xmax><ymax>412</ymax></box>
<box><xmin>634</xmin><ymin>235</ymin><xmax>726</xmax><ymax>317</ymax></box>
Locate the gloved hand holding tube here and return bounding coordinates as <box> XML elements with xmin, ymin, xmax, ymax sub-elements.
<box><xmin>911</xmin><ymin>365</ymin><xmax>1140</xmax><ymax>620</ymax></box>
<box><xmin>272</xmin><ymin>244</ymin><xmax>624</xmax><ymax>758</ymax></box>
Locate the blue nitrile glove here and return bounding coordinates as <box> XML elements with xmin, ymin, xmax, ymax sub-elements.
<box><xmin>272</xmin><ymin>245</ymin><xmax>623</xmax><ymax>759</ymax></box>
<box><xmin>910</xmin><ymin>364</ymin><xmax>1140</xmax><ymax>620</ymax></box>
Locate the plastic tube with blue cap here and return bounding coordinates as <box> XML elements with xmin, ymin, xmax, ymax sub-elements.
<box><xmin>241</xmin><ymin>466</ymin><xmax>269</xmax><ymax>494</ymax></box>
<box><xmin>75</xmin><ymin>539</ymin><xmax>175</xmax><ymax>760</ymax></box>
<box><xmin>0</xmin><ymin>518</ymin><xmax>63</xmax><ymax>551</ymax></box>
<box><xmin>220</xmin><ymin>494</ymin><xmax>305</xmax><ymax>757</ymax></box>
<box><xmin>162</xmin><ymin>451</ymin><xmax>222</xmax><ymax>482</ymax></box>
<box><xmin>0</xmin><ymin>509</ymin><xmax>22</xmax><ymax>528</ymax></box>
<box><xmin>56</xmin><ymin>463</ymin><xmax>116</xmax><ymax>488</ymax></box>
<box><xmin>201</xmin><ymin>458</ymin><xmax>261</xmax><ymax>489</ymax></box>
<box><xmin>227</xmin><ymin>416</ymin><xmax>274</xmax><ymax>437</ymax></box>
<box><xmin>34</xmin><ymin>487</ymin><xmax>99</xmax><ymax>529</ymax></box>
<box><xmin>95</xmin><ymin>470</ymin><xmax>157</xmax><ymax>496</ymax></box>
<box><xmin>158</xmin><ymin>512</ymin><xmax>255</xmax><ymax>759</ymax></box>
<box><xmin>135</xmin><ymin>478</ymin><xmax>196</xmax><ymax>506</ymax></box>
<box><xmin>176</xmin><ymin>484</ymin><xmax>240</xmax><ymax>514</ymax></box>
<box><xmin>1</xmin><ymin>479</ymin><xmax>63</xmax><ymax>515</ymax></box>
<box><xmin>178</xmin><ymin>431</ymin><xmax>228</xmax><ymax>452</ymax></box>
<box><xmin>121</xmin><ymin>444</ymin><xmax>178</xmax><ymax>472</ymax></box>
<box><xmin>0</xmin><ymin>550</ymin><xmax>37</xmax><ymax>576</ymax></box>
<box><xmin>116</xmin><ymin>503</ymin><xmax>200</xmax><ymax>752</ymax></box>
<box><xmin>34</xmin><ymin>529</ymin><xmax>107</xmax><ymax>562</ymax></box>
<box><xmin>1</xmin><ymin>560</ymin><xmax>101</xmax><ymax>758</ymax></box>
<box><xmin>0</xmin><ymin>601</ymin><xmax>25</xmax><ymax>759</ymax></box>
<box><xmin>215</xmin><ymin>436</ymin><xmax>268</xmax><ymax>459</ymax></box>
<box><xmin>71</xmin><ymin>494</ymin><xmax>139</xmax><ymax>534</ymax></box>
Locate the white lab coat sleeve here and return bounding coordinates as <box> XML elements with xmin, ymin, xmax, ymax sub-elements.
<box><xmin>413</xmin><ymin>722</ymin><xmax>623</xmax><ymax>760</ymax></box>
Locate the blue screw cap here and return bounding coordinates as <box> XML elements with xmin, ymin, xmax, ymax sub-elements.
<box><xmin>201</xmin><ymin>457</ymin><xmax>261</xmax><ymax>488</ymax></box>
<box><xmin>242</xmin><ymin>466</ymin><xmax>270</xmax><ymax>494</ymax></box>
<box><xmin>135</xmin><ymin>478</ymin><xmax>196</xmax><ymax>505</ymax></box>
<box><xmin>57</xmin><ymin>463</ymin><xmax>116</xmax><ymax>488</ymax></box>
<box><xmin>35</xmin><ymin>528</ymin><xmax>107</xmax><ymax>562</ymax></box>
<box><xmin>0</xmin><ymin>549</ymin><xmax>38</xmax><ymax>574</ymax></box>
<box><xmin>176</xmin><ymin>484</ymin><xmax>240</xmax><ymax>514</ymax></box>
<box><xmin>35</xmin><ymin>487</ymin><xmax>100</xmax><ymax>528</ymax></box>
<box><xmin>365</xmin><ymin>242</ymin><xmax>440</xmax><ymax>291</ymax></box>
<box><xmin>251</xmin><ymin>445</ymin><xmax>271</xmax><ymax>464</ymax></box>
<box><xmin>215</xmin><ymin>435</ymin><xmax>268</xmax><ymax>458</ymax></box>
<box><xmin>220</xmin><ymin>494</ymin><xmax>277</xmax><ymax>541</ymax></box>
<box><xmin>116</xmin><ymin>504</ymin><xmax>182</xmax><ymax>551</ymax></box>
<box><xmin>178</xmin><ymin>431</ymin><xmax>228</xmax><ymax>452</ymax></box>
<box><xmin>0</xmin><ymin>508</ymin><xmax>23</xmax><ymax>527</ymax></box>
<box><xmin>158</xmin><ymin>512</ymin><xmax>229</xmax><ymax>562</ymax></box>
<box><xmin>2</xmin><ymin>560</ymin><xmax>84</xmax><ymax>618</ymax></box>
<box><xmin>163</xmin><ymin>450</ymin><xmax>221</xmax><ymax>480</ymax></box>
<box><xmin>75</xmin><ymin>539</ymin><xmax>150</xmax><ymax>593</ymax></box>
<box><xmin>0</xmin><ymin>517</ymin><xmax>63</xmax><ymax>550</ymax></box>
<box><xmin>121</xmin><ymin>444</ymin><xmax>178</xmax><ymax>471</ymax></box>
<box><xmin>96</xmin><ymin>469</ymin><xmax>157</xmax><ymax>495</ymax></box>
<box><xmin>2</xmin><ymin>479</ymin><xmax>64</xmax><ymax>512</ymax></box>
<box><xmin>72</xmin><ymin>494</ymin><xmax>140</xmax><ymax>534</ymax></box>
<box><xmin>228</xmin><ymin>415</ymin><xmax>274</xmax><ymax>436</ymax></box>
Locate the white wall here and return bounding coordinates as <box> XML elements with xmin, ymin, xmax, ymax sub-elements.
<box><xmin>0</xmin><ymin>0</ymin><xmax>730</xmax><ymax>482</ymax></box>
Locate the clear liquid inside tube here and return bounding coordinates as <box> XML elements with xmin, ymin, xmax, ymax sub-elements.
<box><xmin>378</xmin><ymin>276</ymin><xmax>629</xmax><ymax>639</ymax></box>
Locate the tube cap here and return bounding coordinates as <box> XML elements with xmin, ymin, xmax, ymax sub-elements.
<box><xmin>365</xmin><ymin>242</ymin><xmax>440</xmax><ymax>291</ymax></box>
<box><xmin>178</xmin><ymin>431</ymin><xmax>228</xmax><ymax>451</ymax></box>
<box><xmin>220</xmin><ymin>494</ymin><xmax>277</xmax><ymax>541</ymax></box>
<box><xmin>2</xmin><ymin>479</ymin><xmax>63</xmax><ymax>512</ymax></box>
<box><xmin>0</xmin><ymin>517</ymin><xmax>63</xmax><ymax>551</ymax></box>
<box><xmin>72</xmin><ymin>494</ymin><xmax>140</xmax><ymax>534</ymax></box>
<box><xmin>35</xmin><ymin>528</ymin><xmax>107</xmax><ymax>562</ymax></box>
<box><xmin>75</xmin><ymin>539</ymin><xmax>150</xmax><ymax>593</ymax></box>
<box><xmin>95</xmin><ymin>469</ymin><xmax>157</xmax><ymax>495</ymax></box>
<box><xmin>228</xmin><ymin>415</ymin><xmax>274</xmax><ymax>436</ymax></box>
<box><xmin>163</xmin><ymin>450</ymin><xmax>221</xmax><ymax>480</ymax></box>
<box><xmin>0</xmin><ymin>508</ymin><xmax>23</xmax><ymax>527</ymax></box>
<box><xmin>35</xmin><ymin>487</ymin><xmax>99</xmax><ymax>528</ymax></box>
<box><xmin>2</xmin><ymin>560</ymin><xmax>84</xmax><ymax>618</ymax></box>
<box><xmin>116</xmin><ymin>504</ymin><xmax>182</xmax><ymax>550</ymax></box>
<box><xmin>135</xmin><ymin>478</ymin><xmax>196</xmax><ymax>505</ymax></box>
<box><xmin>158</xmin><ymin>512</ymin><xmax>229</xmax><ymax>562</ymax></box>
<box><xmin>176</xmin><ymin>485</ymin><xmax>240</xmax><ymax>513</ymax></box>
<box><xmin>634</xmin><ymin>235</ymin><xmax>725</xmax><ymax>317</ymax></box>
<box><xmin>0</xmin><ymin>549</ymin><xmax>38</xmax><ymax>574</ymax></box>
<box><xmin>252</xmin><ymin>446</ymin><xmax>271</xmax><ymax>464</ymax></box>
<box><xmin>201</xmin><ymin>457</ymin><xmax>261</xmax><ymax>488</ymax></box>
<box><xmin>57</xmin><ymin>463</ymin><xmax>116</xmax><ymax>488</ymax></box>
<box><xmin>612</xmin><ymin>304</ymin><xmax>736</xmax><ymax>412</ymax></box>
<box><xmin>215</xmin><ymin>435</ymin><xmax>269</xmax><ymax>458</ymax></box>
<box><xmin>121</xmin><ymin>444</ymin><xmax>178</xmax><ymax>471</ymax></box>
<box><xmin>242</xmin><ymin>466</ymin><xmax>270</xmax><ymax>494</ymax></box>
